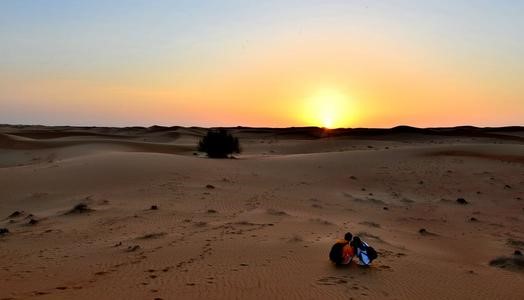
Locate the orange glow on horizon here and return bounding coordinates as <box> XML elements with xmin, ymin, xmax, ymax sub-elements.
<box><xmin>301</xmin><ymin>88</ymin><xmax>354</xmax><ymax>128</ymax></box>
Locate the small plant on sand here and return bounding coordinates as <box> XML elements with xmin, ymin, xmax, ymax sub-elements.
<box><xmin>198</xmin><ymin>129</ymin><xmax>241</xmax><ymax>158</ymax></box>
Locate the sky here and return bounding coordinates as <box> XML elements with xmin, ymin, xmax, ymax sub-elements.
<box><xmin>1</xmin><ymin>0</ymin><xmax>523</xmax><ymax>128</ymax></box>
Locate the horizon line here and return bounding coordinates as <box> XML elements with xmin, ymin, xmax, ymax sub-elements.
<box><xmin>1</xmin><ymin>123</ymin><xmax>523</xmax><ymax>130</ymax></box>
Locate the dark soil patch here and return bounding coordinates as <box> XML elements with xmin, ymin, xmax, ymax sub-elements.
<box><xmin>489</xmin><ymin>256</ymin><xmax>524</xmax><ymax>272</ymax></box>
<box><xmin>266</xmin><ymin>208</ymin><xmax>288</xmax><ymax>216</ymax></box>
<box><xmin>359</xmin><ymin>221</ymin><xmax>381</xmax><ymax>228</ymax></box>
<box><xmin>138</xmin><ymin>232</ymin><xmax>167</xmax><ymax>240</ymax></box>
<box><xmin>419</xmin><ymin>228</ymin><xmax>438</xmax><ymax>236</ymax></box>
<box><xmin>66</xmin><ymin>203</ymin><xmax>93</xmax><ymax>214</ymax></box>
<box><xmin>126</xmin><ymin>245</ymin><xmax>141</xmax><ymax>252</ymax></box>
<box><xmin>456</xmin><ymin>198</ymin><xmax>468</xmax><ymax>205</ymax></box>
<box><xmin>7</xmin><ymin>211</ymin><xmax>24</xmax><ymax>218</ymax></box>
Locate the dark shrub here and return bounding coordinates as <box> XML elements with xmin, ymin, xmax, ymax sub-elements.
<box><xmin>198</xmin><ymin>129</ymin><xmax>241</xmax><ymax>158</ymax></box>
<box><xmin>456</xmin><ymin>198</ymin><xmax>468</xmax><ymax>205</ymax></box>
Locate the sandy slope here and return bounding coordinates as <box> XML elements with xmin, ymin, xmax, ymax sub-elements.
<box><xmin>1</xmin><ymin>126</ymin><xmax>523</xmax><ymax>299</ymax></box>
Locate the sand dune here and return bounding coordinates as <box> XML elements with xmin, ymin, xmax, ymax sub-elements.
<box><xmin>1</xmin><ymin>125</ymin><xmax>523</xmax><ymax>299</ymax></box>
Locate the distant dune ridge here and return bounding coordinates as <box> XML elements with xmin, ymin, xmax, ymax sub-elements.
<box><xmin>1</xmin><ymin>124</ymin><xmax>523</xmax><ymax>299</ymax></box>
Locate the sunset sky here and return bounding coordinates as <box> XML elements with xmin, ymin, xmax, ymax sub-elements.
<box><xmin>1</xmin><ymin>1</ymin><xmax>523</xmax><ymax>128</ymax></box>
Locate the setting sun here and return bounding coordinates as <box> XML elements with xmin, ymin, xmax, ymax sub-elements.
<box><xmin>303</xmin><ymin>88</ymin><xmax>352</xmax><ymax>128</ymax></box>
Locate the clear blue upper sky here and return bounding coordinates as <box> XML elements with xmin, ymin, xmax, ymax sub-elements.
<box><xmin>1</xmin><ymin>1</ymin><xmax>523</xmax><ymax>127</ymax></box>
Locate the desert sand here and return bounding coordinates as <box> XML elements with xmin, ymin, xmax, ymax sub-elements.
<box><xmin>1</xmin><ymin>125</ymin><xmax>523</xmax><ymax>299</ymax></box>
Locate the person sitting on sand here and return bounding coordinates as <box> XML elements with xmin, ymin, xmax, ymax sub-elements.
<box><xmin>350</xmin><ymin>236</ymin><xmax>378</xmax><ymax>266</ymax></box>
<box><xmin>329</xmin><ymin>232</ymin><xmax>355</xmax><ymax>265</ymax></box>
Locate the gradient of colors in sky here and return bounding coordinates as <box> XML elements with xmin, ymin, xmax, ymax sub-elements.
<box><xmin>1</xmin><ymin>0</ymin><xmax>523</xmax><ymax>128</ymax></box>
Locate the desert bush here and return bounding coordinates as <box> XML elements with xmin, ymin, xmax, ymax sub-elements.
<box><xmin>198</xmin><ymin>129</ymin><xmax>240</xmax><ymax>158</ymax></box>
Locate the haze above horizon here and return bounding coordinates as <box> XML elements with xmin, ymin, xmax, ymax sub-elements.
<box><xmin>1</xmin><ymin>1</ymin><xmax>523</xmax><ymax>128</ymax></box>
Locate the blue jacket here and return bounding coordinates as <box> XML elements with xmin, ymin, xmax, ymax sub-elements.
<box><xmin>356</xmin><ymin>241</ymin><xmax>371</xmax><ymax>265</ymax></box>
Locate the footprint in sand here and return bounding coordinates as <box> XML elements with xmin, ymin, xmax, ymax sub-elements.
<box><xmin>378</xmin><ymin>265</ymin><xmax>392</xmax><ymax>271</ymax></box>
